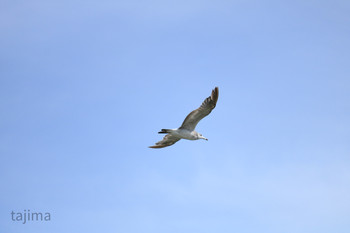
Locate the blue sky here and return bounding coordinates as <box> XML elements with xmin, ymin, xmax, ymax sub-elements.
<box><xmin>1</xmin><ymin>1</ymin><xmax>350</xmax><ymax>232</ymax></box>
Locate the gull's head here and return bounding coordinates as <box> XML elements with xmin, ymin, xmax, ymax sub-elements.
<box><xmin>198</xmin><ymin>133</ymin><xmax>208</xmax><ymax>141</ymax></box>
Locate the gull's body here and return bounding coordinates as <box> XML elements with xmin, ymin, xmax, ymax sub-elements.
<box><xmin>149</xmin><ymin>87</ymin><xmax>219</xmax><ymax>149</ymax></box>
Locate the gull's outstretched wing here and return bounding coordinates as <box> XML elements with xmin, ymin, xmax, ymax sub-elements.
<box><xmin>149</xmin><ymin>134</ymin><xmax>181</xmax><ymax>149</ymax></box>
<box><xmin>179</xmin><ymin>87</ymin><xmax>219</xmax><ymax>131</ymax></box>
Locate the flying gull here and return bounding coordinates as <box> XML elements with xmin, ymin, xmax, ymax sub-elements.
<box><xmin>149</xmin><ymin>87</ymin><xmax>219</xmax><ymax>148</ymax></box>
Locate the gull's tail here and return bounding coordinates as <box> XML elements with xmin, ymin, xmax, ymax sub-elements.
<box><xmin>158</xmin><ymin>129</ymin><xmax>171</xmax><ymax>134</ymax></box>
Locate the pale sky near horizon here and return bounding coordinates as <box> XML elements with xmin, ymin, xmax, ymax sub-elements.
<box><xmin>1</xmin><ymin>1</ymin><xmax>350</xmax><ymax>233</ymax></box>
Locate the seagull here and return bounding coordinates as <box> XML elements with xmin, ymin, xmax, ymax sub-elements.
<box><xmin>149</xmin><ymin>87</ymin><xmax>219</xmax><ymax>149</ymax></box>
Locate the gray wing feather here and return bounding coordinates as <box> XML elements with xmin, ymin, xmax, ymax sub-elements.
<box><xmin>149</xmin><ymin>134</ymin><xmax>181</xmax><ymax>148</ymax></box>
<box><xmin>179</xmin><ymin>87</ymin><xmax>219</xmax><ymax>131</ymax></box>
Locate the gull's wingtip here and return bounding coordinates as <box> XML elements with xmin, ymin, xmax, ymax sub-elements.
<box><xmin>149</xmin><ymin>145</ymin><xmax>164</xmax><ymax>149</ymax></box>
<box><xmin>212</xmin><ymin>86</ymin><xmax>219</xmax><ymax>103</ymax></box>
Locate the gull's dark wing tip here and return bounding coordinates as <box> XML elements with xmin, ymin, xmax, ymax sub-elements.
<box><xmin>212</xmin><ymin>87</ymin><xmax>219</xmax><ymax>104</ymax></box>
<box><xmin>149</xmin><ymin>145</ymin><xmax>165</xmax><ymax>149</ymax></box>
